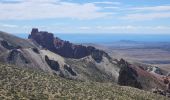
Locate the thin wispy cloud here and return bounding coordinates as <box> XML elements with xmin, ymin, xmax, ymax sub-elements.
<box><xmin>104</xmin><ymin>6</ymin><xmax>120</xmax><ymax>9</ymax></box>
<box><xmin>120</xmin><ymin>5</ymin><xmax>170</xmax><ymax>21</ymax></box>
<box><xmin>0</xmin><ymin>0</ymin><xmax>113</xmax><ymax>20</ymax></box>
<box><xmin>0</xmin><ymin>0</ymin><xmax>23</xmax><ymax>3</ymax></box>
<box><xmin>0</xmin><ymin>0</ymin><xmax>170</xmax><ymax>34</ymax></box>
<box><xmin>0</xmin><ymin>23</ymin><xmax>18</xmax><ymax>28</ymax></box>
<box><xmin>2</xmin><ymin>24</ymin><xmax>18</xmax><ymax>28</ymax></box>
<box><xmin>122</xmin><ymin>12</ymin><xmax>170</xmax><ymax>21</ymax></box>
<box><xmin>92</xmin><ymin>1</ymin><xmax>121</xmax><ymax>5</ymax></box>
<box><xmin>131</xmin><ymin>5</ymin><xmax>170</xmax><ymax>12</ymax></box>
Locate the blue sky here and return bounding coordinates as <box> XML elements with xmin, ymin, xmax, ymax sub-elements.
<box><xmin>0</xmin><ymin>0</ymin><xmax>170</xmax><ymax>34</ymax></box>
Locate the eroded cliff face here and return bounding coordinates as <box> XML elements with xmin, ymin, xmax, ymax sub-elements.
<box><xmin>117</xmin><ymin>58</ymin><xmax>166</xmax><ymax>90</ymax></box>
<box><xmin>29</xmin><ymin>28</ymin><xmax>88</xmax><ymax>58</ymax></box>
<box><xmin>28</xmin><ymin>28</ymin><xmax>108</xmax><ymax>62</ymax></box>
<box><xmin>118</xmin><ymin>59</ymin><xmax>142</xmax><ymax>89</ymax></box>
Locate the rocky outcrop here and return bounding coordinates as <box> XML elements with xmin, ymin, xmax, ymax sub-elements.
<box><xmin>0</xmin><ymin>29</ymin><xmax>167</xmax><ymax>93</ymax></box>
<box><xmin>64</xmin><ymin>65</ymin><xmax>77</xmax><ymax>76</ymax></box>
<box><xmin>118</xmin><ymin>59</ymin><xmax>142</xmax><ymax>89</ymax></box>
<box><xmin>31</xmin><ymin>48</ymin><xmax>40</xmax><ymax>54</ymax></box>
<box><xmin>7</xmin><ymin>49</ymin><xmax>30</xmax><ymax>64</ymax></box>
<box><xmin>29</xmin><ymin>29</ymin><xmax>55</xmax><ymax>51</ymax></box>
<box><xmin>147</xmin><ymin>66</ymin><xmax>164</xmax><ymax>75</ymax></box>
<box><xmin>118</xmin><ymin>58</ymin><xmax>167</xmax><ymax>91</ymax></box>
<box><xmin>45</xmin><ymin>55</ymin><xmax>60</xmax><ymax>71</ymax></box>
<box><xmin>0</xmin><ymin>31</ymin><xmax>36</xmax><ymax>48</ymax></box>
<box><xmin>0</xmin><ymin>40</ymin><xmax>21</xmax><ymax>50</ymax></box>
<box><xmin>28</xmin><ymin>28</ymin><xmax>108</xmax><ymax>62</ymax></box>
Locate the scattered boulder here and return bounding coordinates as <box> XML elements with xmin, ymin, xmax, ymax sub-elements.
<box><xmin>147</xmin><ymin>66</ymin><xmax>164</xmax><ymax>75</ymax></box>
<box><xmin>163</xmin><ymin>77</ymin><xmax>170</xmax><ymax>92</ymax></box>
<box><xmin>152</xmin><ymin>77</ymin><xmax>170</xmax><ymax>98</ymax></box>
<box><xmin>152</xmin><ymin>87</ymin><xmax>170</xmax><ymax>97</ymax></box>
<box><xmin>152</xmin><ymin>88</ymin><xmax>166</xmax><ymax>96</ymax></box>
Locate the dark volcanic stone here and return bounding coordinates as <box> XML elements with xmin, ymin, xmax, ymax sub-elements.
<box><xmin>91</xmin><ymin>49</ymin><xmax>103</xmax><ymax>63</ymax></box>
<box><xmin>32</xmin><ymin>48</ymin><xmax>40</xmax><ymax>54</ymax></box>
<box><xmin>28</xmin><ymin>28</ymin><xmax>109</xmax><ymax>62</ymax></box>
<box><xmin>64</xmin><ymin>65</ymin><xmax>77</xmax><ymax>76</ymax></box>
<box><xmin>118</xmin><ymin>59</ymin><xmax>142</xmax><ymax>89</ymax></box>
<box><xmin>31</xmin><ymin>28</ymin><xmax>39</xmax><ymax>34</ymax></box>
<box><xmin>7</xmin><ymin>49</ymin><xmax>30</xmax><ymax>64</ymax></box>
<box><xmin>45</xmin><ymin>55</ymin><xmax>60</xmax><ymax>71</ymax></box>
<box><xmin>29</xmin><ymin>29</ymin><xmax>55</xmax><ymax>51</ymax></box>
<box><xmin>1</xmin><ymin>40</ymin><xmax>15</xmax><ymax>50</ymax></box>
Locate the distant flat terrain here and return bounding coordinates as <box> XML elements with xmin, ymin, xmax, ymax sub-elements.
<box><xmin>87</xmin><ymin>41</ymin><xmax>170</xmax><ymax>72</ymax></box>
<box><xmin>110</xmin><ymin>42</ymin><xmax>170</xmax><ymax>71</ymax></box>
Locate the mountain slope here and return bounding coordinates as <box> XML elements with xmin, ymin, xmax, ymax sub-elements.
<box><xmin>0</xmin><ymin>63</ymin><xmax>168</xmax><ymax>100</ymax></box>
<box><xmin>0</xmin><ymin>29</ymin><xmax>167</xmax><ymax>92</ymax></box>
<box><xmin>0</xmin><ymin>29</ymin><xmax>120</xmax><ymax>82</ymax></box>
<box><xmin>0</xmin><ymin>31</ymin><xmax>35</xmax><ymax>49</ymax></box>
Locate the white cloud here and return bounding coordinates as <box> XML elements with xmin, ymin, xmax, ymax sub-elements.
<box><xmin>120</xmin><ymin>5</ymin><xmax>170</xmax><ymax>21</ymax></box>
<box><xmin>79</xmin><ymin>26</ymin><xmax>91</xmax><ymax>30</ymax></box>
<box><xmin>94</xmin><ymin>25</ymin><xmax>170</xmax><ymax>34</ymax></box>
<box><xmin>104</xmin><ymin>6</ymin><xmax>120</xmax><ymax>9</ymax></box>
<box><xmin>1</xmin><ymin>1</ymin><xmax>170</xmax><ymax>34</ymax></box>
<box><xmin>0</xmin><ymin>0</ymin><xmax>112</xmax><ymax>20</ymax></box>
<box><xmin>0</xmin><ymin>23</ymin><xmax>18</xmax><ymax>28</ymax></box>
<box><xmin>0</xmin><ymin>0</ymin><xmax>23</xmax><ymax>3</ymax></box>
<box><xmin>122</xmin><ymin>12</ymin><xmax>170</xmax><ymax>20</ymax></box>
<box><xmin>1</xmin><ymin>24</ymin><xmax>170</xmax><ymax>34</ymax></box>
<box><xmin>131</xmin><ymin>5</ymin><xmax>170</xmax><ymax>12</ymax></box>
<box><xmin>92</xmin><ymin>1</ymin><xmax>121</xmax><ymax>5</ymax></box>
<box><xmin>96</xmin><ymin>25</ymin><xmax>136</xmax><ymax>30</ymax></box>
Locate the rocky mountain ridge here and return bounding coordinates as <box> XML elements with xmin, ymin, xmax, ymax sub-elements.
<box><xmin>29</xmin><ymin>28</ymin><xmax>109</xmax><ymax>62</ymax></box>
<box><xmin>0</xmin><ymin>29</ymin><xmax>168</xmax><ymax>94</ymax></box>
<box><xmin>0</xmin><ymin>29</ymin><xmax>119</xmax><ymax>82</ymax></box>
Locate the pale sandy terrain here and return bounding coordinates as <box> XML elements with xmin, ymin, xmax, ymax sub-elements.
<box><xmin>85</xmin><ymin>42</ymin><xmax>170</xmax><ymax>72</ymax></box>
<box><xmin>110</xmin><ymin>48</ymin><xmax>170</xmax><ymax>71</ymax></box>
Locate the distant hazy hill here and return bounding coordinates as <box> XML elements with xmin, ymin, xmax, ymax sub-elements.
<box><xmin>0</xmin><ymin>63</ymin><xmax>168</xmax><ymax>100</ymax></box>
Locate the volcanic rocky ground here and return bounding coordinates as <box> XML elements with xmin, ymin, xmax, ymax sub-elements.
<box><xmin>0</xmin><ymin>29</ymin><xmax>169</xmax><ymax>99</ymax></box>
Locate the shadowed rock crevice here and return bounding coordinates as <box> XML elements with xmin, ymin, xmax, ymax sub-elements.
<box><xmin>1</xmin><ymin>40</ymin><xmax>21</xmax><ymax>50</ymax></box>
<box><xmin>64</xmin><ymin>65</ymin><xmax>77</xmax><ymax>76</ymax></box>
<box><xmin>45</xmin><ymin>55</ymin><xmax>60</xmax><ymax>71</ymax></box>
<box><xmin>87</xmin><ymin>46</ymin><xmax>111</xmax><ymax>63</ymax></box>
<box><xmin>7</xmin><ymin>49</ymin><xmax>30</xmax><ymax>64</ymax></box>
<box><xmin>32</xmin><ymin>48</ymin><xmax>40</xmax><ymax>54</ymax></box>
